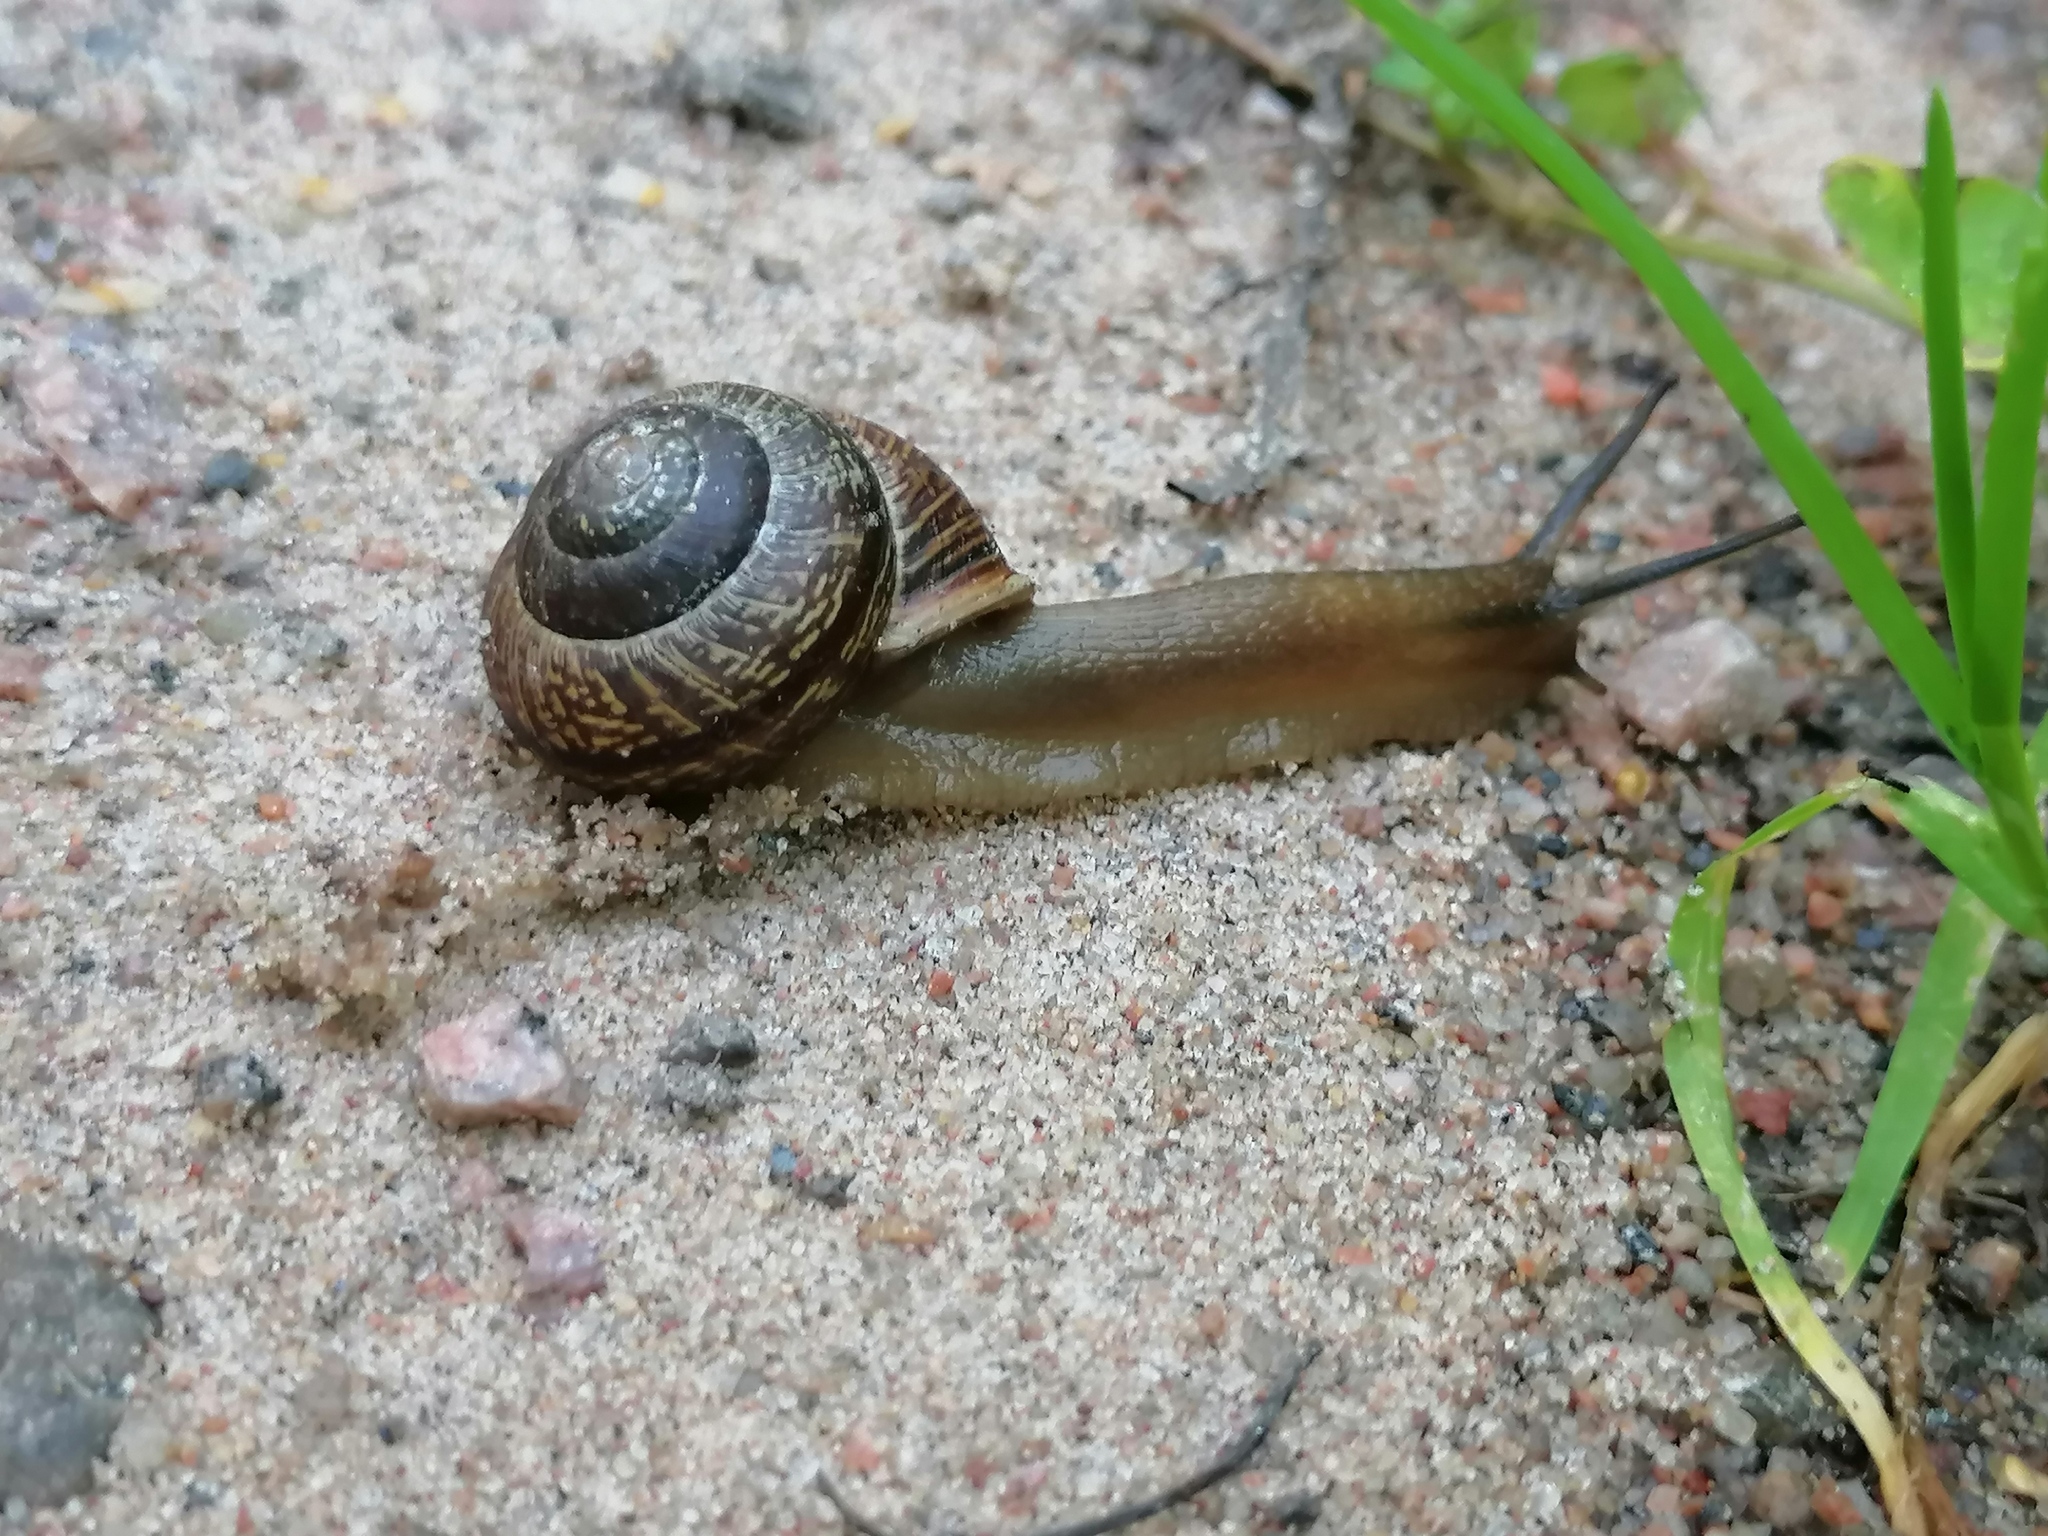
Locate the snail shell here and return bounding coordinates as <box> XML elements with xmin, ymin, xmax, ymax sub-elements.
<box><xmin>482</xmin><ymin>382</ymin><xmax>1033</xmax><ymax>798</ymax></box>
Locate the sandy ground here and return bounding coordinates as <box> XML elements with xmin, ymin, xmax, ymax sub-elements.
<box><xmin>2</xmin><ymin>0</ymin><xmax>2044</xmax><ymax>1532</ymax></box>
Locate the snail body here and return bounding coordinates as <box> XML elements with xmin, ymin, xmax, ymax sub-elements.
<box><xmin>483</xmin><ymin>381</ymin><xmax>1793</xmax><ymax>812</ymax></box>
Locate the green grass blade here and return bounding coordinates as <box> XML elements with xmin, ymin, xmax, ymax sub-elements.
<box><xmin>1877</xmin><ymin>775</ymin><xmax>2048</xmax><ymax>940</ymax></box>
<box><xmin>1664</xmin><ymin>781</ymin><xmax>1916</xmax><ymax>1525</ymax></box>
<box><xmin>1976</xmin><ymin>238</ymin><xmax>2048</xmax><ymax>728</ymax></box>
<box><xmin>1815</xmin><ymin>884</ymin><xmax>2006</xmax><ymax>1291</ymax></box>
<box><xmin>1920</xmin><ymin>95</ymin><xmax>1980</xmax><ymax>726</ymax></box>
<box><xmin>1344</xmin><ymin>0</ymin><xmax>1972</xmax><ymax>765</ymax></box>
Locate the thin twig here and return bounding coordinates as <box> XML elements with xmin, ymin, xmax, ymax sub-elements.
<box><xmin>1159</xmin><ymin>5</ymin><xmax>1919</xmax><ymax>333</ymax></box>
<box><xmin>1882</xmin><ymin>1013</ymin><xmax>2048</xmax><ymax>1534</ymax></box>
<box><xmin>1168</xmin><ymin>59</ymin><xmax>1350</xmax><ymax>509</ymax></box>
<box><xmin>814</xmin><ymin>1340</ymin><xmax>1323</xmax><ymax>1536</ymax></box>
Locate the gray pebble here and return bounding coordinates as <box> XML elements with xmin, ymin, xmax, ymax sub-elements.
<box><xmin>1671</xmin><ymin>1258</ymin><xmax>1716</xmax><ymax>1302</ymax></box>
<box><xmin>661</xmin><ymin>1015</ymin><xmax>757</xmax><ymax>1069</ymax></box>
<box><xmin>194</xmin><ymin>1050</ymin><xmax>283</xmax><ymax>1128</ymax></box>
<box><xmin>919</xmin><ymin>181</ymin><xmax>991</xmax><ymax>223</ymax></box>
<box><xmin>0</xmin><ymin>1233</ymin><xmax>155</xmax><ymax>1508</ymax></box>
<box><xmin>663</xmin><ymin>53</ymin><xmax>821</xmax><ymax>140</ymax></box>
<box><xmin>657</xmin><ymin>1061</ymin><xmax>743</xmax><ymax>1120</ymax></box>
<box><xmin>1722</xmin><ymin>947</ymin><xmax>1792</xmax><ymax>1020</ymax></box>
<box><xmin>199</xmin><ymin>450</ymin><xmax>259</xmax><ymax>498</ymax></box>
<box><xmin>292</xmin><ymin>1354</ymin><xmax>351</xmax><ymax>1433</ymax></box>
<box><xmin>292</xmin><ymin>622</ymin><xmax>349</xmax><ymax>673</ymax></box>
<box><xmin>751</xmin><ymin>253</ymin><xmax>802</xmax><ymax>286</ymax></box>
<box><xmin>196</xmin><ymin>599</ymin><xmax>258</xmax><ymax>647</ymax></box>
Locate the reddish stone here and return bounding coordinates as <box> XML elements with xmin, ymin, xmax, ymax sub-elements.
<box><xmin>503</xmin><ymin>1205</ymin><xmax>604</xmax><ymax>1305</ymax></box>
<box><xmin>416</xmin><ymin>995</ymin><xmax>586</xmax><ymax>1129</ymax></box>
<box><xmin>1734</xmin><ymin>1086</ymin><xmax>1793</xmax><ymax>1137</ymax></box>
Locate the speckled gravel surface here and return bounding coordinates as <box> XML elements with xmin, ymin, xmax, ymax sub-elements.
<box><xmin>3</xmin><ymin>0</ymin><xmax>2046</xmax><ymax>1533</ymax></box>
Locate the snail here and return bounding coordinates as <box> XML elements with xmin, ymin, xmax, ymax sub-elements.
<box><xmin>482</xmin><ymin>379</ymin><xmax>1798</xmax><ymax>814</ymax></box>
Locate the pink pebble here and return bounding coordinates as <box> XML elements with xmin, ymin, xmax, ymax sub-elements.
<box><xmin>448</xmin><ymin>1158</ymin><xmax>504</xmax><ymax>1212</ymax></box>
<box><xmin>504</xmin><ymin>1205</ymin><xmax>605</xmax><ymax>1304</ymax></box>
<box><xmin>416</xmin><ymin>994</ymin><xmax>587</xmax><ymax>1129</ymax></box>
<box><xmin>16</xmin><ymin>330</ymin><xmax>189</xmax><ymax>520</ymax></box>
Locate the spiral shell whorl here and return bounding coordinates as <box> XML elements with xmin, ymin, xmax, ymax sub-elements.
<box><xmin>483</xmin><ymin>382</ymin><xmax>897</xmax><ymax>797</ymax></box>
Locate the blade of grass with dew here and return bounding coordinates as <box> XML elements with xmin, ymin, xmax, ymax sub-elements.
<box><xmin>1921</xmin><ymin>95</ymin><xmax>1978</xmax><ymax>724</ymax></box>
<box><xmin>1664</xmin><ymin>781</ymin><xmax>1920</xmax><ymax>1532</ymax></box>
<box><xmin>1815</xmin><ymin>883</ymin><xmax>2006</xmax><ymax>1290</ymax></box>
<box><xmin>1344</xmin><ymin>0</ymin><xmax>1972</xmax><ymax>765</ymax></box>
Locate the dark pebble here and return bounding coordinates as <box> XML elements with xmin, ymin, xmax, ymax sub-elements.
<box><xmin>1854</xmin><ymin>923</ymin><xmax>1888</xmax><ymax>951</ymax></box>
<box><xmin>184</xmin><ymin>1478</ymin><xmax>223</xmax><ymax>1510</ymax></box>
<box><xmin>234</xmin><ymin>53</ymin><xmax>304</xmax><ymax>93</ymax></box>
<box><xmin>661</xmin><ymin>53</ymin><xmax>822</xmax><ymax>140</ymax></box>
<box><xmin>1617</xmin><ymin>1222</ymin><xmax>1664</xmax><ymax>1270</ymax></box>
<box><xmin>1551</xmin><ymin>1082</ymin><xmax>1611</xmax><ymax>1133</ymax></box>
<box><xmin>1743</xmin><ymin>545</ymin><xmax>1809</xmax><ymax>605</ymax></box>
<box><xmin>493</xmin><ymin>479</ymin><xmax>531</xmax><ymax>501</ymax></box>
<box><xmin>768</xmin><ymin>1142</ymin><xmax>799</xmax><ymax>1182</ymax></box>
<box><xmin>1536</xmin><ymin>768</ymin><xmax>1561</xmax><ymax>793</ymax></box>
<box><xmin>799</xmin><ymin>1171</ymin><xmax>853</xmax><ymax>1207</ymax></box>
<box><xmin>0</xmin><ymin>1233</ymin><xmax>156</xmax><ymax>1508</ymax></box>
<box><xmin>1534</xmin><ymin>831</ymin><xmax>1569</xmax><ymax>858</ymax></box>
<box><xmin>1589</xmin><ymin>531</ymin><xmax>1621</xmax><ymax>553</ymax></box>
<box><xmin>1724</xmin><ymin>1346</ymin><xmax>1852</xmax><ymax>1450</ymax></box>
<box><xmin>662</xmin><ymin>1015</ymin><xmax>758</xmax><ymax>1069</ymax></box>
<box><xmin>199</xmin><ymin>450</ymin><xmax>259</xmax><ymax>499</ymax></box>
<box><xmin>1093</xmin><ymin>561</ymin><xmax>1122</xmax><ymax>591</ymax></box>
<box><xmin>1684</xmin><ymin>843</ymin><xmax>1715</xmax><ymax>872</ymax></box>
<box><xmin>193</xmin><ymin>1050</ymin><xmax>283</xmax><ymax>1128</ymax></box>
<box><xmin>1261</xmin><ymin>1488</ymin><xmax>1322</xmax><ymax>1529</ymax></box>
<box><xmin>260</xmin><ymin>276</ymin><xmax>309</xmax><ymax>316</ymax></box>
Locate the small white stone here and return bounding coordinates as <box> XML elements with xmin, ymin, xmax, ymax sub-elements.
<box><xmin>1610</xmin><ymin>619</ymin><xmax>1787</xmax><ymax>749</ymax></box>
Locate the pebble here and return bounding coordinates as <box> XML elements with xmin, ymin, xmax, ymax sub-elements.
<box><xmin>1705</xmin><ymin>1391</ymin><xmax>1758</xmax><ymax>1447</ymax></box>
<box><xmin>193</xmin><ymin>1050</ymin><xmax>283</xmax><ymax>1128</ymax></box>
<box><xmin>935</xmin><ymin>249</ymin><xmax>1005</xmax><ymax>313</ymax></box>
<box><xmin>1610</xmin><ymin>619</ymin><xmax>1788</xmax><ymax>749</ymax></box>
<box><xmin>1733</xmin><ymin>1086</ymin><xmax>1793</xmax><ymax>1136</ymax></box>
<box><xmin>598</xmin><ymin>349</ymin><xmax>659</xmax><ymax>390</ymax></box>
<box><xmin>291</xmin><ymin>1354</ymin><xmax>352</xmax><ymax>1433</ymax></box>
<box><xmin>199</xmin><ymin>449</ymin><xmax>260</xmax><ymax>498</ymax></box>
<box><xmin>504</xmin><ymin>1206</ymin><xmax>605</xmax><ymax>1305</ymax></box>
<box><xmin>197</xmin><ymin>600</ymin><xmax>259</xmax><ymax>647</ymax></box>
<box><xmin>1671</xmin><ymin>1258</ymin><xmax>1716</xmax><ymax>1302</ymax></box>
<box><xmin>447</xmin><ymin>1158</ymin><xmax>504</xmax><ymax>1212</ymax></box>
<box><xmin>751</xmin><ymin>253</ymin><xmax>802</xmax><ymax>285</ymax></box>
<box><xmin>920</xmin><ymin>181</ymin><xmax>992</xmax><ymax>223</ymax></box>
<box><xmin>657</xmin><ymin>1061</ymin><xmax>743</xmax><ymax>1120</ymax></box>
<box><xmin>1551</xmin><ymin>1082</ymin><xmax>1613</xmax><ymax>1133</ymax></box>
<box><xmin>15</xmin><ymin>328</ymin><xmax>187</xmax><ymax>520</ymax></box>
<box><xmin>1942</xmin><ymin>1236</ymin><xmax>2024</xmax><ymax>1315</ymax></box>
<box><xmin>1721</xmin><ymin>943</ymin><xmax>1792</xmax><ymax>1019</ymax></box>
<box><xmin>292</xmin><ymin>622</ymin><xmax>349</xmax><ymax>672</ymax></box>
<box><xmin>1747</xmin><ymin>1449</ymin><xmax>1813</xmax><ymax>1529</ymax></box>
<box><xmin>107</xmin><ymin>1407</ymin><xmax>170</xmax><ymax>1472</ymax></box>
<box><xmin>0</xmin><ymin>646</ymin><xmax>47</xmax><ymax>703</ymax></box>
<box><xmin>661</xmin><ymin>1015</ymin><xmax>758</xmax><ymax>1068</ymax></box>
<box><xmin>416</xmin><ymin>995</ymin><xmax>587</xmax><ymax>1129</ymax></box>
<box><xmin>0</xmin><ymin>1232</ymin><xmax>155</xmax><ymax>1508</ymax></box>
<box><xmin>662</xmin><ymin>52</ymin><xmax>822</xmax><ymax>140</ymax></box>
